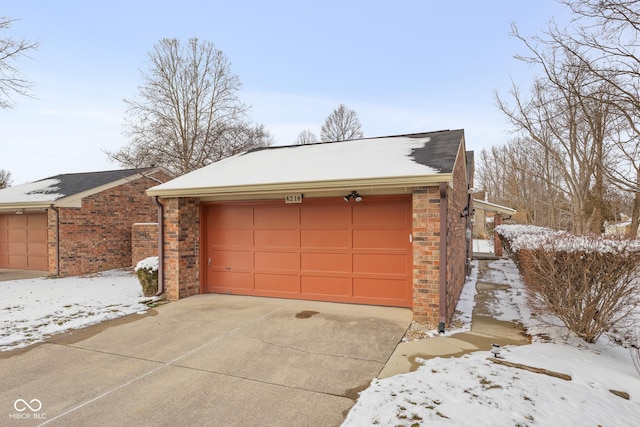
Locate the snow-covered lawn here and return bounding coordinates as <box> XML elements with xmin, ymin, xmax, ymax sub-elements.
<box><xmin>0</xmin><ymin>269</ymin><xmax>151</xmax><ymax>352</ymax></box>
<box><xmin>343</xmin><ymin>256</ymin><xmax>640</xmax><ymax>426</ymax></box>
<box><xmin>2</xmin><ymin>248</ymin><xmax>639</xmax><ymax>425</ymax></box>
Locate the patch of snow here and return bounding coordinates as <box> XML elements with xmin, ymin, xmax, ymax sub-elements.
<box><xmin>149</xmin><ymin>135</ymin><xmax>438</xmax><ymax>193</ymax></box>
<box><xmin>0</xmin><ymin>178</ymin><xmax>64</xmax><ymax>204</ymax></box>
<box><xmin>343</xmin><ymin>240</ymin><xmax>640</xmax><ymax>426</ymax></box>
<box><xmin>0</xmin><ymin>269</ymin><xmax>149</xmax><ymax>351</ymax></box>
<box><xmin>135</xmin><ymin>256</ymin><xmax>159</xmax><ymax>272</ymax></box>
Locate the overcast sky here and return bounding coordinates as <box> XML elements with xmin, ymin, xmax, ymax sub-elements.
<box><xmin>1</xmin><ymin>1</ymin><xmax>572</xmax><ymax>184</ymax></box>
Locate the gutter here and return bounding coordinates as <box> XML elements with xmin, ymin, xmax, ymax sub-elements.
<box><xmin>438</xmin><ymin>182</ymin><xmax>448</xmax><ymax>334</ymax></box>
<box><xmin>50</xmin><ymin>205</ymin><xmax>60</xmax><ymax>276</ymax></box>
<box><xmin>153</xmin><ymin>196</ymin><xmax>165</xmax><ymax>297</ymax></box>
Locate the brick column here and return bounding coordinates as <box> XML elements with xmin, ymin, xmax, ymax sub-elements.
<box><xmin>494</xmin><ymin>213</ymin><xmax>503</xmax><ymax>257</ymax></box>
<box><xmin>412</xmin><ymin>188</ymin><xmax>441</xmax><ymax>324</ymax></box>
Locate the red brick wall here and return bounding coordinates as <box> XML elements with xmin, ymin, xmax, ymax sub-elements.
<box><xmin>445</xmin><ymin>142</ymin><xmax>472</xmax><ymax>323</ymax></box>
<box><xmin>412</xmin><ymin>186</ymin><xmax>442</xmax><ymax>324</ymax></box>
<box><xmin>412</xmin><ymin>144</ymin><xmax>472</xmax><ymax>325</ymax></box>
<box><xmin>162</xmin><ymin>197</ymin><xmax>200</xmax><ymax>300</ymax></box>
<box><xmin>48</xmin><ymin>171</ymin><xmax>170</xmax><ymax>277</ymax></box>
<box><xmin>132</xmin><ymin>223</ymin><xmax>158</xmax><ymax>268</ymax></box>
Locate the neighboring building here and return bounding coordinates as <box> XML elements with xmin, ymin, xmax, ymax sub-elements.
<box><xmin>147</xmin><ymin>130</ymin><xmax>473</xmax><ymax>326</ymax></box>
<box><xmin>0</xmin><ymin>168</ymin><xmax>170</xmax><ymax>276</ymax></box>
<box><xmin>604</xmin><ymin>219</ymin><xmax>640</xmax><ymax>239</ymax></box>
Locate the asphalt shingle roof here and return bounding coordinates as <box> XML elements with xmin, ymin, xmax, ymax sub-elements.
<box><xmin>36</xmin><ymin>168</ymin><xmax>153</xmax><ymax>199</ymax></box>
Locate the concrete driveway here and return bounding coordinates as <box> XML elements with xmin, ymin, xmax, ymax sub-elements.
<box><xmin>1</xmin><ymin>294</ymin><xmax>411</xmax><ymax>426</ymax></box>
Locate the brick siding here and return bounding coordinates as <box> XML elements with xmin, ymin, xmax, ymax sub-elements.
<box><xmin>48</xmin><ymin>171</ymin><xmax>170</xmax><ymax>277</ymax></box>
<box><xmin>162</xmin><ymin>197</ymin><xmax>200</xmax><ymax>300</ymax></box>
<box><xmin>132</xmin><ymin>223</ymin><xmax>158</xmax><ymax>267</ymax></box>
<box><xmin>412</xmin><ymin>142</ymin><xmax>471</xmax><ymax>325</ymax></box>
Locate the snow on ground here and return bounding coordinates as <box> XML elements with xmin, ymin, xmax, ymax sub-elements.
<box><xmin>0</xmin><ymin>269</ymin><xmax>151</xmax><ymax>351</ymax></box>
<box><xmin>343</xmin><ymin>245</ymin><xmax>640</xmax><ymax>427</ymax></box>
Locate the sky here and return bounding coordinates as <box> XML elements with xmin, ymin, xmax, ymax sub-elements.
<box><xmin>1</xmin><ymin>1</ymin><xmax>573</xmax><ymax>184</ymax></box>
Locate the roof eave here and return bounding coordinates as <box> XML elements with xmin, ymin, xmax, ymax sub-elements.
<box><xmin>472</xmin><ymin>199</ymin><xmax>517</xmax><ymax>215</ymax></box>
<box><xmin>0</xmin><ymin>201</ymin><xmax>53</xmax><ymax>212</ymax></box>
<box><xmin>148</xmin><ymin>174</ymin><xmax>454</xmax><ymax>199</ymax></box>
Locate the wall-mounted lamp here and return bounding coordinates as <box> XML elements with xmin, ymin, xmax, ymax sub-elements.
<box><xmin>343</xmin><ymin>191</ymin><xmax>362</xmax><ymax>203</ymax></box>
<box><xmin>460</xmin><ymin>207</ymin><xmax>469</xmax><ymax>218</ymax></box>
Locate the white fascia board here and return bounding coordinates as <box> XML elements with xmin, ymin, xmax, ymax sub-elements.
<box><xmin>148</xmin><ymin>174</ymin><xmax>453</xmax><ymax>199</ymax></box>
<box><xmin>472</xmin><ymin>199</ymin><xmax>517</xmax><ymax>215</ymax></box>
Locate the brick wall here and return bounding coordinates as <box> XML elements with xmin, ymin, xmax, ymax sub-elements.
<box><xmin>48</xmin><ymin>170</ymin><xmax>170</xmax><ymax>277</ymax></box>
<box><xmin>412</xmin><ymin>143</ymin><xmax>472</xmax><ymax>325</ymax></box>
<box><xmin>132</xmin><ymin>223</ymin><xmax>158</xmax><ymax>268</ymax></box>
<box><xmin>412</xmin><ymin>186</ymin><xmax>442</xmax><ymax>324</ymax></box>
<box><xmin>445</xmin><ymin>142</ymin><xmax>472</xmax><ymax>323</ymax></box>
<box><xmin>162</xmin><ymin>197</ymin><xmax>200</xmax><ymax>300</ymax></box>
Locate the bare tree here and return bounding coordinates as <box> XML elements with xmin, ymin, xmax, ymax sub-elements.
<box><xmin>477</xmin><ymin>137</ymin><xmax>568</xmax><ymax>229</ymax></box>
<box><xmin>0</xmin><ymin>17</ymin><xmax>39</xmax><ymax>109</ymax></box>
<box><xmin>106</xmin><ymin>38</ymin><xmax>272</xmax><ymax>176</ymax></box>
<box><xmin>320</xmin><ymin>104</ymin><xmax>363</xmax><ymax>142</ymax></box>
<box><xmin>0</xmin><ymin>169</ymin><xmax>11</xmax><ymax>188</ymax></box>
<box><xmin>295</xmin><ymin>129</ymin><xmax>318</xmax><ymax>145</ymax></box>
<box><xmin>496</xmin><ymin>44</ymin><xmax>618</xmax><ymax>234</ymax></box>
<box><xmin>541</xmin><ymin>0</ymin><xmax>640</xmax><ymax>237</ymax></box>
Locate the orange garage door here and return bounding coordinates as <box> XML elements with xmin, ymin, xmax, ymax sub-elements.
<box><xmin>0</xmin><ymin>213</ymin><xmax>48</xmax><ymax>271</ymax></box>
<box><xmin>203</xmin><ymin>196</ymin><xmax>412</xmax><ymax>307</ymax></box>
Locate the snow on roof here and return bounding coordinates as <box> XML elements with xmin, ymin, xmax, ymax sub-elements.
<box><xmin>0</xmin><ymin>168</ymin><xmax>158</xmax><ymax>209</ymax></box>
<box><xmin>0</xmin><ymin>178</ymin><xmax>64</xmax><ymax>204</ymax></box>
<box><xmin>149</xmin><ymin>131</ymin><xmax>463</xmax><ymax>196</ymax></box>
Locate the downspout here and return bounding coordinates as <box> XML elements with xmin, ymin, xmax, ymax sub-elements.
<box><xmin>49</xmin><ymin>205</ymin><xmax>60</xmax><ymax>276</ymax></box>
<box><xmin>438</xmin><ymin>182</ymin><xmax>448</xmax><ymax>334</ymax></box>
<box><xmin>153</xmin><ymin>196</ymin><xmax>164</xmax><ymax>297</ymax></box>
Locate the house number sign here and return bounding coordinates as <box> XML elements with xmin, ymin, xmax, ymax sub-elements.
<box><xmin>284</xmin><ymin>194</ymin><xmax>303</xmax><ymax>204</ymax></box>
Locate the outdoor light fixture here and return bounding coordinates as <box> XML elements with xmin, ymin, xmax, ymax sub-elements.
<box><xmin>460</xmin><ymin>206</ymin><xmax>469</xmax><ymax>218</ymax></box>
<box><xmin>343</xmin><ymin>191</ymin><xmax>362</xmax><ymax>203</ymax></box>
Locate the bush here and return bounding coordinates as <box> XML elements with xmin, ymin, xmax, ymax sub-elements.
<box><xmin>497</xmin><ymin>225</ymin><xmax>640</xmax><ymax>343</ymax></box>
<box><xmin>135</xmin><ymin>256</ymin><xmax>159</xmax><ymax>297</ymax></box>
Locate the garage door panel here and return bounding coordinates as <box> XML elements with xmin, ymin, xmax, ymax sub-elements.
<box><xmin>301</xmin><ymin>275</ymin><xmax>350</xmax><ymax>297</ymax></box>
<box><xmin>209</xmin><ymin>271</ymin><xmax>253</xmax><ymax>290</ymax></box>
<box><xmin>9</xmin><ymin>242</ymin><xmax>27</xmax><ymax>253</ymax></box>
<box><xmin>301</xmin><ymin>252</ymin><xmax>350</xmax><ymax>273</ymax></box>
<box><xmin>9</xmin><ymin>255</ymin><xmax>28</xmax><ymax>269</ymax></box>
<box><xmin>28</xmin><ymin>243</ymin><xmax>47</xmax><ymax>256</ymax></box>
<box><xmin>254</xmin><ymin>205</ymin><xmax>299</xmax><ymax>227</ymax></box>
<box><xmin>28</xmin><ymin>214</ymin><xmax>48</xmax><ymax>227</ymax></box>
<box><xmin>255</xmin><ymin>273</ymin><xmax>299</xmax><ymax>293</ymax></box>
<box><xmin>254</xmin><ymin>251</ymin><xmax>299</xmax><ymax>270</ymax></box>
<box><xmin>28</xmin><ymin>229</ymin><xmax>48</xmax><ymax>242</ymax></box>
<box><xmin>301</xmin><ymin>204</ymin><xmax>350</xmax><ymax>226</ymax></box>
<box><xmin>8</xmin><ymin>215</ymin><xmax>27</xmax><ymax>227</ymax></box>
<box><xmin>300</xmin><ymin>229</ymin><xmax>349</xmax><ymax>249</ymax></box>
<box><xmin>208</xmin><ymin>205</ymin><xmax>253</xmax><ymax>227</ymax></box>
<box><xmin>353</xmin><ymin>229</ymin><xmax>406</xmax><ymax>249</ymax></box>
<box><xmin>353</xmin><ymin>253</ymin><xmax>407</xmax><ymax>275</ymax></box>
<box><xmin>209</xmin><ymin>229</ymin><xmax>252</xmax><ymax>247</ymax></box>
<box><xmin>353</xmin><ymin>202</ymin><xmax>408</xmax><ymax>226</ymax></box>
<box><xmin>210</xmin><ymin>250</ymin><xmax>252</xmax><ymax>269</ymax></box>
<box><xmin>8</xmin><ymin>229</ymin><xmax>26</xmax><ymax>241</ymax></box>
<box><xmin>353</xmin><ymin>277</ymin><xmax>408</xmax><ymax>301</ymax></box>
<box><xmin>255</xmin><ymin>229</ymin><xmax>298</xmax><ymax>248</ymax></box>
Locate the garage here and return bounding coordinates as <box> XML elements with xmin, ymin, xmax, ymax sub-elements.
<box><xmin>0</xmin><ymin>213</ymin><xmax>48</xmax><ymax>270</ymax></box>
<box><xmin>148</xmin><ymin>130</ymin><xmax>473</xmax><ymax>324</ymax></box>
<box><xmin>203</xmin><ymin>196</ymin><xmax>412</xmax><ymax>307</ymax></box>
